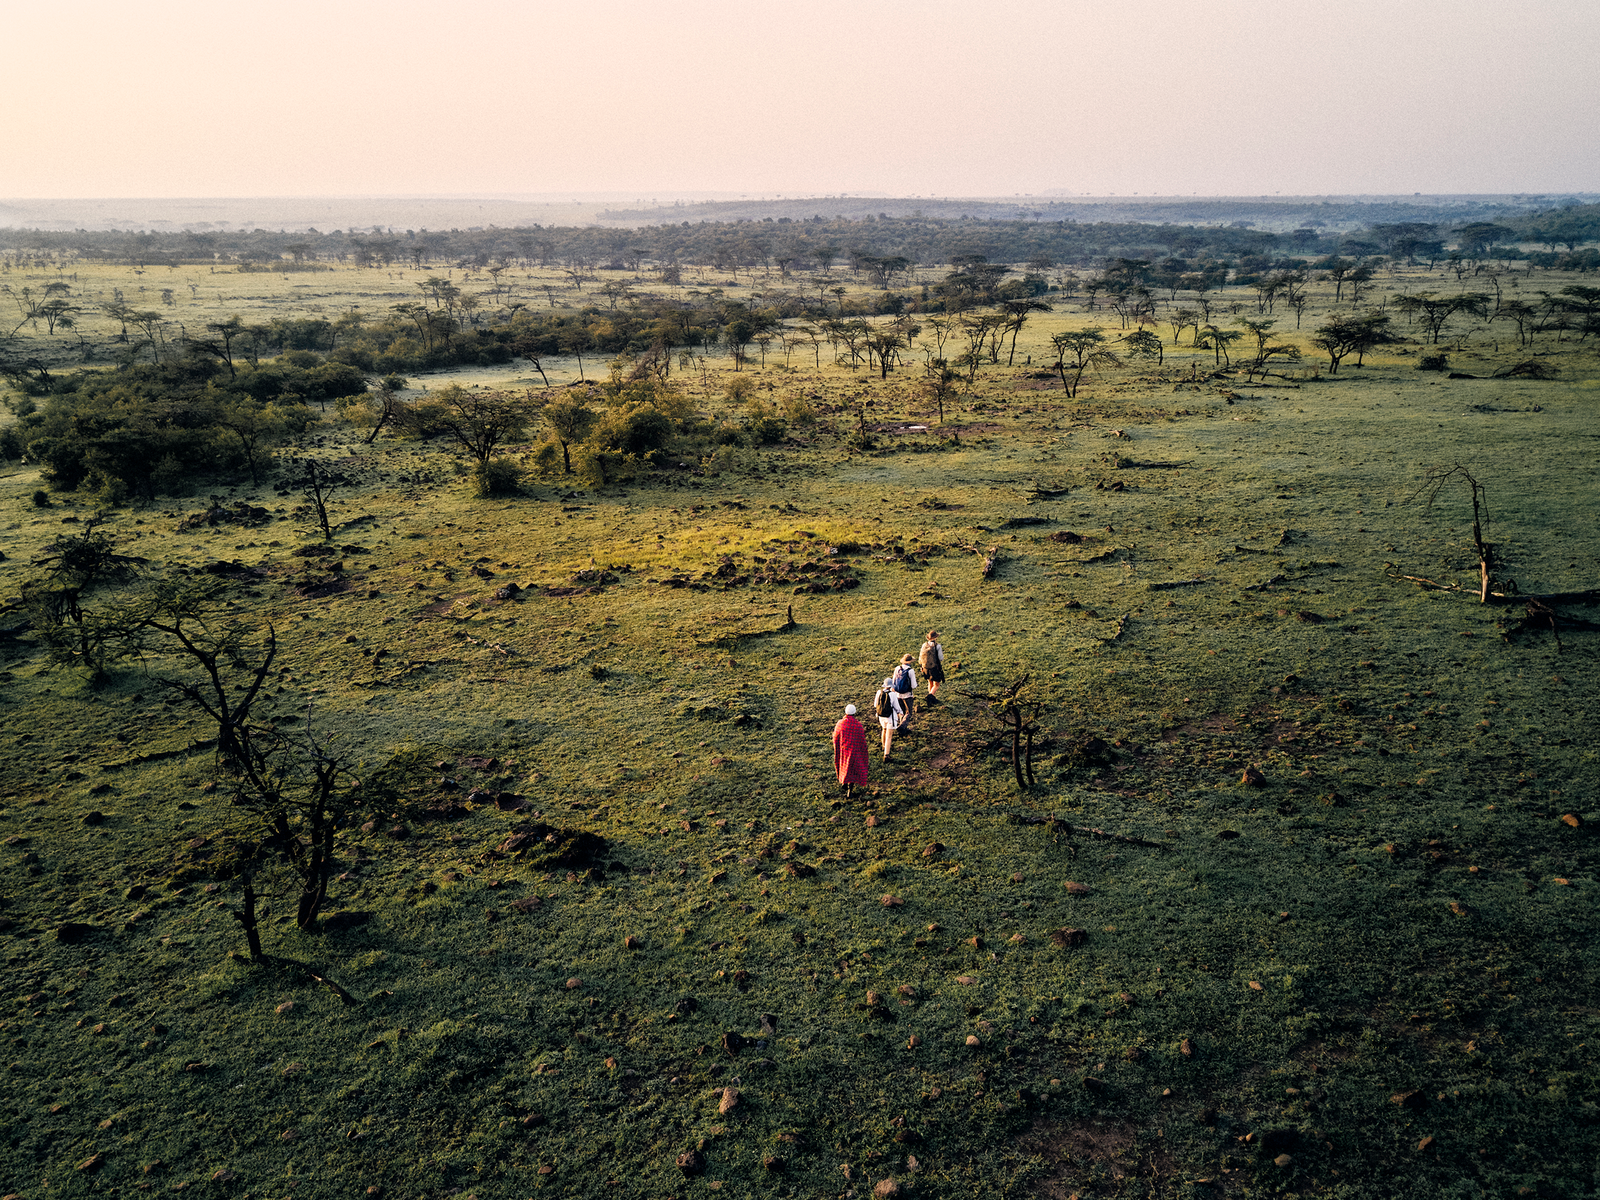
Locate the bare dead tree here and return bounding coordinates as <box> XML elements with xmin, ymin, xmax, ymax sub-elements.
<box><xmin>962</xmin><ymin>674</ymin><xmax>1042</xmax><ymax>791</ymax></box>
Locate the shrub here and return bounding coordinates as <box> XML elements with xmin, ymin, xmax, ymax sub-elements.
<box><xmin>31</xmin><ymin>489</ymin><xmax>50</xmax><ymax>507</ymax></box>
<box><xmin>530</xmin><ymin>441</ymin><xmax>561</xmax><ymax>474</ymax></box>
<box><xmin>711</xmin><ymin>423</ymin><xmax>745</xmax><ymax>447</ymax></box>
<box><xmin>473</xmin><ymin>457</ymin><xmax>524</xmax><ymax>497</ymax></box>
<box><xmin>573</xmin><ymin>443</ymin><xmax>634</xmax><ymax>487</ymax></box>
<box><xmin>746</xmin><ymin>415</ymin><xmax>787</xmax><ymax>445</ymax></box>
<box><xmin>1418</xmin><ymin>354</ymin><xmax>1449</xmax><ymax>372</ymax></box>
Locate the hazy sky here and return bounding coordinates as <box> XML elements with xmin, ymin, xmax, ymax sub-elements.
<box><xmin>11</xmin><ymin>0</ymin><xmax>1599</xmax><ymax>199</ymax></box>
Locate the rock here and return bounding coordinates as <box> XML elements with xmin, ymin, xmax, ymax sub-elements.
<box><xmin>874</xmin><ymin>1179</ymin><xmax>901</xmax><ymax>1197</ymax></box>
<box><xmin>624</xmin><ymin>934</ymin><xmax>640</xmax><ymax>949</ymax></box>
<box><xmin>565</xmin><ymin>977</ymin><xmax>582</xmax><ymax>990</ymax></box>
<box><xmin>77</xmin><ymin>1152</ymin><xmax>107</xmax><ymax>1172</ymax></box>
<box><xmin>388</xmin><ymin>824</ymin><xmax>409</xmax><ymax>840</ymax></box>
<box><xmin>1559</xmin><ymin>812</ymin><xmax>1581</xmax><ymax>828</ymax></box>
<box><xmin>276</xmin><ymin>1001</ymin><xmax>294</xmax><ymax>1014</ymax></box>
<box><xmin>1064</xmin><ymin>881</ymin><xmax>1091</xmax><ymax>896</ymax></box>
<box><xmin>1009</xmin><ymin>872</ymin><xmax>1023</xmax><ymax>883</ymax></box>
<box><xmin>280</xmin><ymin>1129</ymin><xmax>296</xmax><ymax>1141</ymax></box>
<box><xmin>866</xmin><ymin>990</ymin><xmax>883</xmax><ymax>1005</ymax></box>
<box><xmin>965</xmin><ymin>936</ymin><xmax>983</xmax><ymax>949</ymax></box>
<box><xmin>282</xmin><ymin>1062</ymin><xmax>303</xmax><ymax>1076</ymax></box>
<box><xmin>1248</xmin><ymin>981</ymin><xmax>1263</xmax><ymax>991</ymax></box>
<box><xmin>1273</xmin><ymin>1153</ymin><xmax>1293</xmax><ymax>1167</ymax></box>
<box><xmin>759</xmin><ymin>1013</ymin><xmax>778</xmax><ymax>1035</ymax></box>
<box><xmin>676</xmin><ymin>1149</ymin><xmax>706</xmax><ymax>1177</ymax></box>
<box><xmin>211</xmin><ymin>1169</ymin><xmax>238</xmax><ymax>1182</ymax></box>
<box><xmin>521</xmin><ymin>1114</ymin><xmax>546</xmax><ymax>1129</ymax></box>
<box><xmin>722</xmin><ymin>1030</ymin><xmax>747</xmax><ymax>1056</ymax></box>
<box><xmin>1180</xmin><ymin>1038</ymin><xmax>1194</xmax><ymax>1057</ymax></box>
<box><xmin>1391</xmin><ymin>1089</ymin><xmax>1429</xmax><ymax>1112</ymax></box>
<box><xmin>880</xmin><ymin>894</ymin><xmax>902</xmax><ymax>907</ymax></box>
<box><xmin>718</xmin><ymin>1086</ymin><xmax>741</xmax><ymax>1114</ymax></box>
<box><xmin>1050</xmin><ymin>927</ymin><xmax>1087</xmax><ymax>948</ymax></box>
<box><xmin>865</xmin><ymin>814</ymin><xmax>880</xmax><ymax>827</ymax></box>
<box><xmin>1241</xmin><ymin>766</ymin><xmax>1267</xmax><ymax>787</ymax></box>
<box><xmin>966</xmin><ymin>1034</ymin><xmax>980</xmax><ymax>1046</ymax></box>
<box><xmin>956</xmin><ymin>976</ymin><xmax>976</xmax><ymax>985</ymax></box>
<box><xmin>1418</xmin><ymin>1135</ymin><xmax>1435</xmax><ymax>1151</ymax></box>
<box><xmin>897</xmin><ymin>985</ymin><xmax>917</xmax><ymax>999</ymax></box>
<box><xmin>763</xmin><ymin>1155</ymin><xmax>785</xmax><ymax>1171</ymax></box>
<box><xmin>1448</xmin><ymin>900</ymin><xmax>1470</xmax><ymax>916</ymax></box>
<box><xmin>55</xmin><ymin>922</ymin><xmax>93</xmax><ymax>944</ymax></box>
<box><xmin>907</xmin><ymin>1035</ymin><xmax>921</xmax><ymax>1048</ymax></box>
<box><xmin>922</xmin><ymin>842</ymin><xmax>944</xmax><ymax>858</ymax></box>
<box><xmin>81</xmin><ymin>810</ymin><xmax>105</xmax><ymax>826</ymax></box>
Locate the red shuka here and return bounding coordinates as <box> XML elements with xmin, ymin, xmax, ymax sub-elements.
<box><xmin>832</xmin><ymin>716</ymin><xmax>870</xmax><ymax>786</ymax></box>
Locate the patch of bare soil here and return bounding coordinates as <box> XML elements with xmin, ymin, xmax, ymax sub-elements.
<box><xmin>1018</xmin><ymin>1116</ymin><xmax>1180</xmax><ymax>1198</ymax></box>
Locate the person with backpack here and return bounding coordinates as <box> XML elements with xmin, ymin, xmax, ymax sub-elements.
<box><xmin>918</xmin><ymin>631</ymin><xmax>945</xmax><ymax>702</ymax></box>
<box><xmin>874</xmin><ymin>674</ymin><xmax>909</xmax><ymax>760</ymax></box>
<box><xmin>890</xmin><ymin>654</ymin><xmax>917</xmax><ymax>729</ymax></box>
<box><xmin>832</xmin><ymin>703</ymin><xmax>870</xmax><ymax>799</ymax></box>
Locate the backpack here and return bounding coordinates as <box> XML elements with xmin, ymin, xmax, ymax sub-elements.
<box><xmin>874</xmin><ymin>688</ymin><xmax>892</xmax><ymax>718</ymax></box>
<box><xmin>918</xmin><ymin>643</ymin><xmax>933</xmax><ymax>671</ymax></box>
<box><xmin>892</xmin><ymin>665</ymin><xmax>913</xmax><ymax>694</ymax></box>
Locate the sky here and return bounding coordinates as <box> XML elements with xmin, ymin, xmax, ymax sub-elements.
<box><xmin>10</xmin><ymin>0</ymin><xmax>1600</xmax><ymax>199</ymax></box>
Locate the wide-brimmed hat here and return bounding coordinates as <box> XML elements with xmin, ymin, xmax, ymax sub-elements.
<box><xmin>900</xmin><ymin>654</ymin><xmax>915</xmax><ymax>665</ymax></box>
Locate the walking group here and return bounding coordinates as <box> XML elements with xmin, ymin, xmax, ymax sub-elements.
<box><xmin>831</xmin><ymin>630</ymin><xmax>946</xmax><ymax>799</ymax></box>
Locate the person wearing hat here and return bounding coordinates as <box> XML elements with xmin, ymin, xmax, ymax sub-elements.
<box><xmin>918</xmin><ymin>630</ymin><xmax>945</xmax><ymax>702</ymax></box>
<box><xmin>832</xmin><ymin>703</ymin><xmax>870</xmax><ymax>799</ymax></box>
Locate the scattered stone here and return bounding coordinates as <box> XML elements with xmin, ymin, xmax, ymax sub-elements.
<box><xmin>55</xmin><ymin>922</ymin><xmax>93</xmax><ymax>944</ymax></box>
<box><xmin>718</xmin><ymin>1086</ymin><xmax>741</xmax><ymax>1114</ymax></box>
<box><xmin>1241</xmin><ymin>766</ymin><xmax>1267</xmax><ymax>787</ymax></box>
<box><xmin>897</xmin><ymin>985</ymin><xmax>917</xmax><ymax>999</ymax></box>
<box><xmin>1180</xmin><ymin>1038</ymin><xmax>1194</xmax><ymax>1058</ymax></box>
<box><xmin>566</xmin><ymin>977</ymin><xmax>582</xmax><ymax>990</ymax></box>
<box><xmin>1448</xmin><ymin>900</ymin><xmax>1470</xmax><ymax>916</ymax></box>
<box><xmin>280</xmin><ymin>1130</ymin><xmax>297</xmax><ymax>1142</ymax></box>
<box><xmin>763</xmin><ymin>1155</ymin><xmax>784</xmax><ymax>1171</ymax></box>
<box><xmin>81</xmin><ymin>810</ymin><xmax>105</xmax><ymax>826</ymax></box>
<box><xmin>624</xmin><ymin>934</ymin><xmax>640</xmax><ymax>949</ymax></box>
<box><xmin>1064</xmin><ymin>881</ymin><xmax>1091</xmax><ymax>896</ymax></box>
<box><xmin>1248</xmin><ymin>981</ymin><xmax>1263</xmax><ymax>991</ymax></box>
<box><xmin>1050</xmin><ymin>927</ymin><xmax>1087</xmax><ymax>948</ymax></box>
<box><xmin>721</xmin><ymin>1030</ymin><xmax>747</xmax><ymax>1056</ymax></box>
<box><xmin>1273</xmin><ymin>1153</ymin><xmax>1293</xmax><ymax>1167</ymax></box>
<box><xmin>1560</xmin><ymin>813</ymin><xmax>1582</xmax><ymax>828</ymax></box>
<box><xmin>866</xmin><ymin>990</ymin><xmax>884</xmax><ymax>1005</ymax></box>
<box><xmin>211</xmin><ymin>1169</ymin><xmax>239</xmax><ymax>1183</ymax></box>
<box><xmin>1009</xmin><ymin>872</ymin><xmax>1023</xmax><ymax>883</ymax></box>
<box><xmin>865</xmin><ymin>814</ymin><xmax>880</xmax><ymax>827</ymax></box>
<box><xmin>676</xmin><ymin>1149</ymin><xmax>706</xmax><ymax>1177</ymax></box>
<box><xmin>1418</xmin><ymin>1135</ymin><xmax>1435</xmax><ymax>1151</ymax></box>
<box><xmin>275</xmin><ymin>1001</ymin><xmax>294</xmax><ymax>1014</ymax></box>
<box><xmin>880</xmin><ymin>894</ymin><xmax>902</xmax><ymax>907</ymax></box>
<box><xmin>77</xmin><ymin>1152</ymin><xmax>106</xmax><ymax>1172</ymax></box>
<box><xmin>1391</xmin><ymin>1089</ymin><xmax>1429</xmax><ymax>1112</ymax></box>
<box><xmin>874</xmin><ymin>1179</ymin><xmax>900</xmax><ymax>1198</ymax></box>
<box><xmin>921</xmin><ymin>842</ymin><xmax>944</xmax><ymax>858</ymax></box>
<box><xmin>966</xmin><ymin>1034</ymin><xmax>980</xmax><ymax>1047</ymax></box>
<box><xmin>282</xmin><ymin>1062</ymin><xmax>303</xmax><ymax>1076</ymax></box>
<box><xmin>956</xmin><ymin>976</ymin><xmax>976</xmax><ymax>985</ymax></box>
<box><xmin>907</xmin><ymin>1035</ymin><xmax>921</xmax><ymax>1048</ymax></box>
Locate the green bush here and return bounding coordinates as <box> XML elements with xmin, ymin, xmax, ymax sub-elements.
<box><xmin>473</xmin><ymin>457</ymin><xmax>524</xmax><ymax>497</ymax></box>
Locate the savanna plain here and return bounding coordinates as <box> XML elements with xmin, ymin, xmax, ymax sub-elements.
<box><xmin>0</xmin><ymin>233</ymin><xmax>1597</xmax><ymax>1200</ymax></box>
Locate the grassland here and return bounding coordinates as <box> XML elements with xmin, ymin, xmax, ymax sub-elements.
<box><xmin>1</xmin><ymin>259</ymin><xmax>1598</xmax><ymax>1200</ymax></box>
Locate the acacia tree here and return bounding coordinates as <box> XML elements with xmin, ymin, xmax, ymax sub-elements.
<box><xmin>1394</xmin><ymin>292</ymin><xmax>1491</xmax><ymax>344</ymax></box>
<box><xmin>427</xmin><ymin>385</ymin><xmax>535</xmax><ymax>464</ymax></box>
<box><xmin>1122</xmin><ymin>328</ymin><xmax>1163</xmax><ymax>366</ymax></box>
<box><xmin>543</xmin><ymin>395</ymin><xmax>596</xmax><ymax>473</ymax></box>
<box><xmin>1050</xmin><ymin>328</ymin><xmax>1122</xmax><ymax>398</ymax></box>
<box><xmin>1000</xmin><ymin>298</ymin><xmax>1052</xmax><ymax>365</ymax></box>
<box><xmin>1310</xmin><ymin>313</ymin><xmax>1394</xmax><ymax>372</ymax></box>
<box><xmin>922</xmin><ymin>360</ymin><xmax>959</xmax><ymax>425</ymax></box>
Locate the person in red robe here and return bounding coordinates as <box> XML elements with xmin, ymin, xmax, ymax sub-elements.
<box><xmin>832</xmin><ymin>704</ymin><xmax>870</xmax><ymax>799</ymax></box>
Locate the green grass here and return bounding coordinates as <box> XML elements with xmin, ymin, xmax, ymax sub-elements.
<box><xmin>1</xmin><ymin>268</ymin><xmax>1598</xmax><ymax>1199</ymax></box>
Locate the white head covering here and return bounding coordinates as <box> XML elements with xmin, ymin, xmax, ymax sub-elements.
<box><xmin>844</xmin><ymin>704</ymin><xmax>857</xmax><ymax>715</ymax></box>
